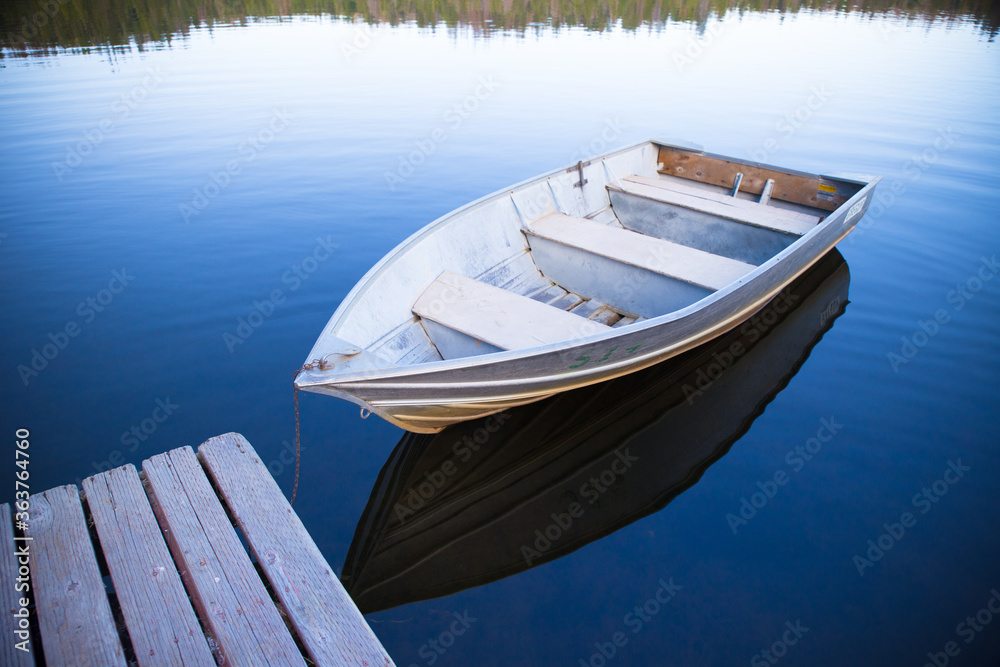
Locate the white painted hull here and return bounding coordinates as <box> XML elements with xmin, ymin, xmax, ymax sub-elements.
<box><xmin>295</xmin><ymin>140</ymin><xmax>879</xmax><ymax>432</ymax></box>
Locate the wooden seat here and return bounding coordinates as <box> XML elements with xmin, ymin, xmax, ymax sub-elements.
<box><xmin>412</xmin><ymin>270</ymin><xmax>610</xmax><ymax>351</ymax></box>
<box><xmin>527</xmin><ymin>213</ymin><xmax>756</xmax><ymax>291</ymax></box>
<box><xmin>612</xmin><ymin>174</ymin><xmax>819</xmax><ymax>236</ymax></box>
<box><xmin>624</xmin><ymin>174</ymin><xmax>820</xmax><ymax>225</ymax></box>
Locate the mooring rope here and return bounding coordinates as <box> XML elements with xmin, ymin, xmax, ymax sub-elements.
<box><xmin>290</xmin><ymin>356</ymin><xmax>336</xmax><ymax>505</ymax></box>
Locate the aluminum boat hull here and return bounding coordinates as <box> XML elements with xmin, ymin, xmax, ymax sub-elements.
<box><xmin>295</xmin><ymin>140</ymin><xmax>879</xmax><ymax>432</ymax></box>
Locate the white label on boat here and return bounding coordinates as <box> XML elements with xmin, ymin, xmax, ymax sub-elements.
<box><xmin>847</xmin><ymin>199</ymin><xmax>865</xmax><ymax>222</ymax></box>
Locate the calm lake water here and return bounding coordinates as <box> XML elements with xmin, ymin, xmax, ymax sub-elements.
<box><xmin>2</xmin><ymin>1</ymin><xmax>999</xmax><ymax>665</ymax></box>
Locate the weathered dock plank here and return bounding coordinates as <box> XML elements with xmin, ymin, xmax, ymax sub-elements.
<box><xmin>1</xmin><ymin>503</ymin><xmax>34</xmax><ymax>665</ymax></box>
<box><xmin>199</xmin><ymin>432</ymin><xmax>395</xmax><ymax>666</ymax></box>
<box><xmin>25</xmin><ymin>485</ymin><xmax>126</xmax><ymax>665</ymax></box>
<box><xmin>143</xmin><ymin>446</ymin><xmax>306</xmax><ymax>666</ymax></box>
<box><xmin>83</xmin><ymin>465</ymin><xmax>215</xmax><ymax>666</ymax></box>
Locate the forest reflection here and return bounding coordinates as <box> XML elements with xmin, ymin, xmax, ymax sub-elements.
<box><xmin>2</xmin><ymin>0</ymin><xmax>996</xmax><ymax>57</ymax></box>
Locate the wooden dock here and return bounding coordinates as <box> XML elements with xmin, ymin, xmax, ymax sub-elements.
<box><xmin>1</xmin><ymin>433</ymin><xmax>395</xmax><ymax>666</ymax></box>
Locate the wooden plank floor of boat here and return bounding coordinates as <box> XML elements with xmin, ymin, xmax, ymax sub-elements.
<box><xmin>413</xmin><ymin>269</ymin><xmax>611</xmax><ymax>352</ymax></box>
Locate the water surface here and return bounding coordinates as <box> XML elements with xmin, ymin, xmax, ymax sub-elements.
<box><xmin>1</xmin><ymin>1</ymin><xmax>998</xmax><ymax>665</ymax></box>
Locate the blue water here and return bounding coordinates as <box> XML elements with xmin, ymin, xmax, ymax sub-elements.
<box><xmin>2</xmin><ymin>5</ymin><xmax>999</xmax><ymax>666</ymax></box>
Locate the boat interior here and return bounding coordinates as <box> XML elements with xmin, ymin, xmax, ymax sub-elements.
<box><xmin>331</xmin><ymin>143</ymin><xmax>864</xmax><ymax>367</ymax></box>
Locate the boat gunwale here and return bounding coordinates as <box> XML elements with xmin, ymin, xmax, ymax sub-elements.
<box><xmin>298</xmin><ymin>141</ymin><xmax>879</xmax><ymax>389</ymax></box>
<box><xmin>311</xmin><ymin>140</ymin><xmax>659</xmax><ymax>346</ymax></box>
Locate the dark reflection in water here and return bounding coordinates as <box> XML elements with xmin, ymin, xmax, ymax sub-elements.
<box><xmin>342</xmin><ymin>248</ymin><xmax>850</xmax><ymax>614</ymax></box>
<box><xmin>1</xmin><ymin>0</ymin><xmax>996</xmax><ymax>56</ymax></box>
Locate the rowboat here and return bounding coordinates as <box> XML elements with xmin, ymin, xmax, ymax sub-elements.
<box><xmin>295</xmin><ymin>139</ymin><xmax>878</xmax><ymax>433</ymax></box>
<box><xmin>340</xmin><ymin>249</ymin><xmax>851</xmax><ymax>612</ymax></box>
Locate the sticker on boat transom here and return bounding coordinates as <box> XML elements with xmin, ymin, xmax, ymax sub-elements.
<box><xmin>817</xmin><ymin>183</ymin><xmax>837</xmax><ymax>201</ymax></box>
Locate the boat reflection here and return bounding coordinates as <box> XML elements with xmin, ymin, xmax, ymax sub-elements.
<box><xmin>341</xmin><ymin>249</ymin><xmax>851</xmax><ymax>613</ymax></box>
